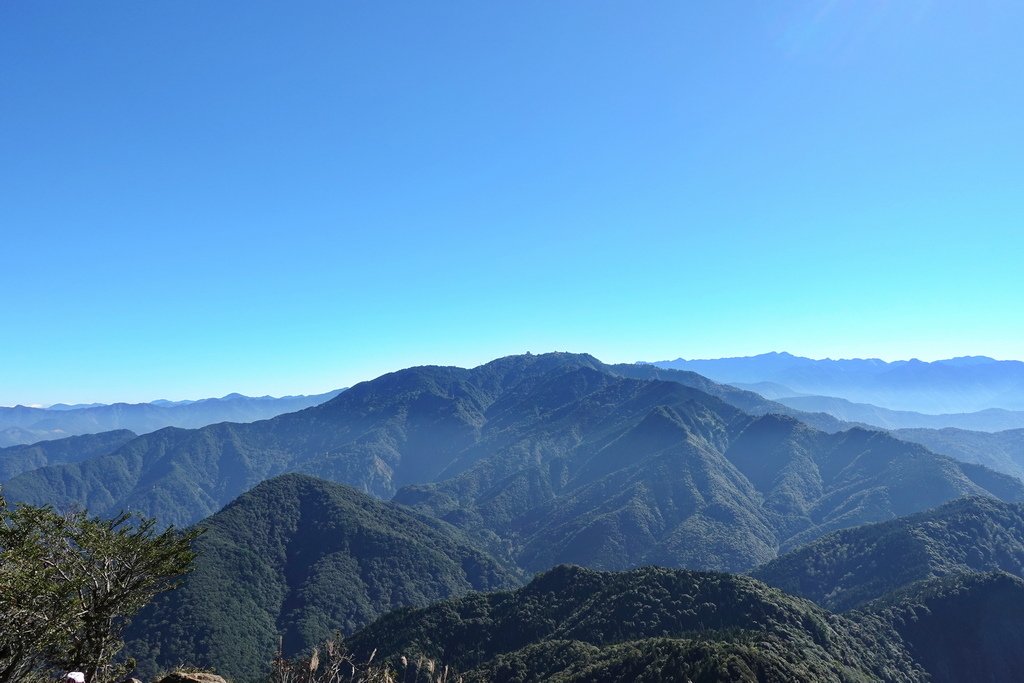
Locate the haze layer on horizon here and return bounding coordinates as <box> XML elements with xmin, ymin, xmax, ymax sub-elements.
<box><xmin>3</xmin><ymin>2</ymin><xmax>1021</xmax><ymax>405</ymax></box>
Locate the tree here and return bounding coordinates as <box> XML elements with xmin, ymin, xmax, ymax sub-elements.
<box><xmin>0</xmin><ymin>493</ymin><xmax>201</xmax><ymax>683</ymax></box>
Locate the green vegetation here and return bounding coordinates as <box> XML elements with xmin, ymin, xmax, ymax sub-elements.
<box><xmin>8</xmin><ymin>354</ymin><xmax>1024</xmax><ymax>683</ymax></box>
<box><xmin>752</xmin><ymin>496</ymin><xmax>1024</xmax><ymax>611</ymax></box>
<box><xmin>861</xmin><ymin>571</ymin><xmax>1024</xmax><ymax>682</ymax></box>
<box><xmin>124</xmin><ymin>474</ymin><xmax>520</xmax><ymax>683</ymax></box>
<box><xmin>894</xmin><ymin>427</ymin><xmax>1024</xmax><ymax>482</ymax></box>
<box><xmin>345</xmin><ymin>565</ymin><xmax>926</xmax><ymax>682</ymax></box>
<box><xmin>0</xmin><ymin>493</ymin><xmax>198</xmax><ymax>683</ymax></box>
<box><xmin>0</xmin><ymin>430</ymin><xmax>136</xmax><ymax>482</ymax></box>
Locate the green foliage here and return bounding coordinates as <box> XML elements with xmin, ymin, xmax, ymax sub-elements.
<box><xmin>0</xmin><ymin>431</ymin><xmax>136</xmax><ymax>483</ymax></box>
<box><xmin>124</xmin><ymin>475</ymin><xmax>521</xmax><ymax>683</ymax></box>
<box><xmin>345</xmin><ymin>565</ymin><xmax>926</xmax><ymax>682</ymax></box>
<box><xmin>753</xmin><ymin>496</ymin><xmax>1024</xmax><ymax>611</ymax></box>
<box><xmin>860</xmin><ymin>571</ymin><xmax>1024</xmax><ymax>682</ymax></box>
<box><xmin>894</xmin><ymin>427</ymin><xmax>1024</xmax><ymax>482</ymax></box>
<box><xmin>0</xmin><ymin>493</ymin><xmax>199</xmax><ymax>683</ymax></box>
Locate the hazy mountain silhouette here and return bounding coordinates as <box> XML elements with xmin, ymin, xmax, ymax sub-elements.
<box><xmin>652</xmin><ymin>352</ymin><xmax>1024</xmax><ymax>413</ymax></box>
<box><xmin>0</xmin><ymin>389</ymin><xmax>344</xmax><ymax>445</ymax></box>
<box><xmin>774</xmin><ymin>394</ymin><xmax>1024</xmax><ymax>432</ymax></box>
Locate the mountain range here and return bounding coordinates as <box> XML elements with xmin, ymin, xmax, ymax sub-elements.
<box><xmin>8</xmin><ymin>351</ymin><xmax>1024</xmax><ymax>681</ymax></box>
<box><xmin>652</xmin><ymin>352</ymin><xmax>1024</xmax><ymax>414</ymax></box>
<box><xmin>0</xmin><ymin>389</ymin><xmax>344</xmax><ymax>447</ymax></box>
<box><xmin>4</xmin><ymin>353</ymin><xmax>1018</xmax><ymax>567</ymax></box>
<box><xmin>119</xmin><ymin>473</ymin><xmax>1024</xmax><ymax>683</ymax></box>
<box><xmin>773</xmin><ymin>395</ymin><xmax>1024</xmax><ymax>432</ymax></box>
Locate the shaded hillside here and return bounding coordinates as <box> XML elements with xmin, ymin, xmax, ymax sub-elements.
<box><xmin>0</xmin><ymin>429</ymin><xmax>136</xmax><ymax>481</ymax></box>
<box><xmin>893</xmin><ymin>427</ymin><xmax>1024</xmax><ymax>482</ymax></box>
<box><xmin>8</xmin><ymin>353</ymin><xmax>1023</xmax><ymax>573</ymax></box>
<box><xmin>653</xmin><ymin>352</ymin><xmax>1024</xmax><ymax>413</ymax></box>
<box><xmin>0</xmin><ymin>389</ymin><xmax>343</xmax><ymax>445</ymax></box>
<box><xmin>752</xmin><ymin>496</ymin><xmax>1024</xmax><ymax>611</ymax></box>
<box><xmin>861</xmin><ymin>572</ymin><xmax>1024</xmax><ymax>683</ymax></box>
<box><xmin>124</xmin><ymin>474</ymin><xmax>520</xmax><ymax>683</ymax></box>
<box><xmin>398</xmin><ymin>405</ymin><xmax>1024</xmax><ymax>572</ymax></box>
<box><xmin>776</xmin><ymin>395</ymin><xmax>1024</xmax><ymax>432</ymax></box>
<box><xmin>345</xmin><ymin>565</ymin><xmax>925</xmax><ymax>682</ymax></box>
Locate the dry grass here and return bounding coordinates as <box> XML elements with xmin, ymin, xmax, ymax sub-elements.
<box><xmin>269</xmin><ymin>636</ymin><xmax>461</xmax><ymax>683</ymax></box>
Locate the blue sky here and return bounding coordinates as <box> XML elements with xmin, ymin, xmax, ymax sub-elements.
<box><xmin>2</xmin><ymin>2</ymin><xmax>1022</xmax><ymax>405</ymax></box>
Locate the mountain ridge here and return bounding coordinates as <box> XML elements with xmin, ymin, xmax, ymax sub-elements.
<box><xmin>651</xmin><ymin>352</ymin><xmax>1024</xmax><ymax>413</ymax></box>
<box><xmin>0</xmin><ymin>389</ymin><xmax>345</xmax><ymax>446</ymax></box>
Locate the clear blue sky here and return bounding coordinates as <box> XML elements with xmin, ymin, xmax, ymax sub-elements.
<box><xmin>2</xmin><ymin>2</ymin><xmax>1022</xmax><ymax>405</ymax></box>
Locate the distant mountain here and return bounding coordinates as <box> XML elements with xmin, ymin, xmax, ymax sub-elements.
<box><xmin>893</xmin><ymin>428</ymin><xmax>1024</xmax><ymax>482</ymax></box>
<box><xmin>775</xmin><ymin>394</ymin><xmax>1024</xmax><ymax>432</ymax></box>
<box><xmin>0</xmin><ymin>389</ymin><xmax>345</xmax><ymax>445</ymax></box>
<box><xmin>0</xmin><ymin>430</ymin><xmax>136</xmax><ymax>481</ymax></box>
<box><xmin>729</xmin><ymin>381</ymin><xmax>806</xmax><ymax>399</ymax></box>
<box><xmin>46</xmin><ymin>402</ymin><xmax>108</xmax><ymax>411</ymax></box>
<box><xmin>0</xmin><ymin>426</ymin><xmax>47</xmax><ymax>448</ymax></box>
<box><xmin>752</xmin><ymin>496</ymin><xmax>1024</xmax><ymax>611</ymax></box>
<box><xmin>125</xmin><ymin>474</ymin><xmax>520</xmax><ymax>683</ymax></box>
<box><xmin>345</xmin><ymin>564</ymin><xmax>924</xmax><ymax>683</ymax></box>
<box><xmin>652</xmin><ymin>352</ymin><xmax>1024</xmax><ymax>413</ymax></box>
<box><xmin>6</xmin><ymin>353</ymin><xmax>1020</xmax><ymax>571</ymax></box>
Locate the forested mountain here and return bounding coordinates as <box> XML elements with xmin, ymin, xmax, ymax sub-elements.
<box><xmin>653</xmin><ymin>352</ymin><xmax>1024</xmax><ymax>413</ymax></box>
<box><xmin>893</xmin><ymin>428</ymin><xmax>1024</xmax><ymax>482</ymax></box>
<box><xmin>863</xmin><ymin>571</ymin><xmax>1024</xmax><ymax>683</ymax></box>
<box><xmin>397</xmin><ymin>407</ymin><xmax>1024</xmax><ymax>572</ymax></box>
<box><xmin>775</xmin><ymin>395</ymin><xmax>1024</xmax><ymax>432</ymax></box>
<box><xmin>752</xmin><ymin>496</ymin><xmax>1024</xmax><ymax>611</ymax></box>
<box><xmin>124</xmin><ymin>474</ymin><xmax>519</xmax><ymax>683</ymax></box>
<box><xmin>0</xmin><ymin>353</ymin><xmax>831</xmax><ymax>526</ymax></box>
<box><xmin>0</xmin><ymin>389</ymin><xmax>343</xmax><ymax>445</ymax></box>
<box><xmin>344</xmin><ymin>564</ymin><xmax>925</xmax><ymax>683</ymax></box>
<box><xmin>6</xmin><ymin>353</ymin><xmax>1021</xmax><ymax>572</ymax></box>
<box><xmin>0</xmin><ymin>429</ymin><xmax>136</xmax><ymax>481</ymax></box>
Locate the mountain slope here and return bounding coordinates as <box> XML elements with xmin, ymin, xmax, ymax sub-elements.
<box><xmin>124</xmin><ymin>474</ymin><xmax>520</xmax><ymax>683</ymax></box>
<box><xmin>345</xmin><ymin>565</ymin><xmax>925</xmax><ymax>682</ymax></box>
<box><xmin>752</xmin><ymin>496</ymin><xmax>1024</xmax><ymax>611</ymax></box>
<box><xmin>399</xmin><ymin>404</ymin><xmax>1024</xmax><ymax>572</ymax></box>
<box><xmin>861</xmin><ymin>572</ymin><xmax>1024</xmax><ymax>683</ymax></box>
<box><xmin>893</xmin><ymin>427</ymin><xmax>1024</xmax><ymax>482</ymax></box>
<box><xmin>0</xmin><ymin>429</ymin><xmax>136</xmax><ymax>481</ymax></box>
